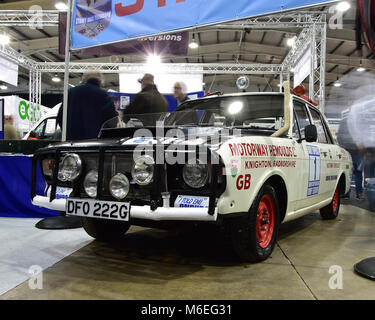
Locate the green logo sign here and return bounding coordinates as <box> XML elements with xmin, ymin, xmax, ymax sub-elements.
<box><xmin>18</xmin><ymin>100</ymin><xmax>41</xmax><ymax>123</ymax></box>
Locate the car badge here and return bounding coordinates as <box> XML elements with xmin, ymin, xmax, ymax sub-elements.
<box><xmin>231</xmin><ymin>159</ymin><xmax>239</xmax><ymax>178</ymax></box>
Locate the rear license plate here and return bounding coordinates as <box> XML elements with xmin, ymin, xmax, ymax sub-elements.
<box><xmin>66</xmin><ymin>198</ymin><xmax>130</xmax><ymax>221</ymax></box>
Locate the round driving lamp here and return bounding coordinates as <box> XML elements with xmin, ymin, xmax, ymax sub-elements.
<box><xmin>131</xmin><ymin>155</ymin><xmax>155</xmax><ymax>185</ymax></box>
<box><xmin>58</xmin><ymin>153</ymin><xmax>82</xmax><ymax>182</ymax></box>
<box><xmin>84</xmin><ymin>170</ymin><xmax>98</xmax><ymax>198</ymax></box>
<box><xmin>182</xmin><ymin>163</ymin><xmax>209</xmax><ymax>189</ymax></box>
<box><xmin>109</xmin><ymin>173</ymin><xmax>130</xmax><ymax>200</ymax></box>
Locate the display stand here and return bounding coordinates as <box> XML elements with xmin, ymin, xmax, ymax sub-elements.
<box><xmin>354</xmin><ymin>257</ymin><xmax>375</xmax><ymax>281</ymax></box>
<box><xmin>35</xmin><ymin>211</ymin><xmax>82</xmax><ymax>230</ymax></box>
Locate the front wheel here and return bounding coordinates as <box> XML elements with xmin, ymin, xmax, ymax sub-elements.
<box><xmin>229</xmin><ymin>184</ymin><xmax>280</xmax><ymax>262</ymax></box>
<box><xmin>320</xmin><ymin>186</ymin><xmax>340</xmax><ymax>220</ymax></box>
<box><xmin>82</xmin><ymin>218</ymin><xmax>130</xmax><ymax>241</ymax></box>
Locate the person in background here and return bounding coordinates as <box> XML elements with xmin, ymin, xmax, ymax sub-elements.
<box><xmin>27</xmin><ymin>131</ymin><xmax>38</xmax><ymax>140</ymax></box>
<box><xmin>124</xmin><ymin>73</ymin><xmax>168</xmax><ymax>116</ymax></box>
<box><xmin>4</xmin><ymin>115</ymin><xmax>19</xmax><ymax>140</ymax></box>
<box><xmin>337</xmin><ymin>116</ymin><xmax>364</xmax><ymax>200</ymax></box>
<box><xmin>57</xmin><ymin>72</ymin><xmax>117</xmax><ymax>140</ymax></box>
<box><xmin>173</xmin><ymin>81</ymin><xmax>190</xmax><ymax>106</ymax></box>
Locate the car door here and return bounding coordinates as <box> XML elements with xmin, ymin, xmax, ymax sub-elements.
<box><xmin>292</xmin><ymin>100</ymin><xmax>317</xmax><ymax>210</ymax></box>
<box><xmin>308</xmin><ymin>106</ymin><xmax>338</xmax><ymax>201</ymax></box>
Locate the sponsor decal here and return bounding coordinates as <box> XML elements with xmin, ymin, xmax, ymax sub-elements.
<box><xmin>307</xmin><ymin>145</ymin><xmax>321</xmax><ymax>197</ymax></box>
<box><xmin>245</xmin><ymin>160</ymin><xmax>296</xmax><ymax>169</ymax></box>
<box><xmin>174</xmin><ymin>195</ymin><xmax>209</xmax><ymax>208</ymax></box>
<box><xmin>326</xmin><ymin>175</ymin><xmax>338</xmax><ymax>181</ymax></box>
<box><xmin>236</xmin><ymin>174</ymin><xmax>251</xmax><ymax>190</ymax></box>
<box><xmin>229</xmin><ymin>143</ymin><xmax>297</xmax><ymax>158</ymax></box>
<box><xmin>230</xmin><ymin>159</ymin><xmax>239</xmax><ymax>178</ymax></box>
<box><xmin>327</xmin><ymin>163</ymin><xmax>340</xmax><ymax>169</ymax></box>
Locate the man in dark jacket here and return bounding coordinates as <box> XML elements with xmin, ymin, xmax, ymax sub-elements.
<box><xmin>125</xmin><ymin>73</ymin><xmax>168</xmax><ymax>116</ymax></box>
<box><xmin>57</xmin><ymin>72</ymin><xmax>117</xmax><ymax>140</ymax></box>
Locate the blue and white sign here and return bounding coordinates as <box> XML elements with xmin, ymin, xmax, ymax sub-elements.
<box><xmin>307</xmin><ymin>145</ymin><xmax>321</xmax><ymax>197</ymax></box>
<box><xmin>71</xmin><ymin>0</ymin><xmax>338</xmax><ymax>50</ymax></box>
<box><xmin>174</xmin><ymin>195</ymin><xmax>209</xmax><ymax>208</ymax></box>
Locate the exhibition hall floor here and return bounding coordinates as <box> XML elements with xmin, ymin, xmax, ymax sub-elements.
<box><xmin>1</xmin><ymin>202</ymin><xmax>375</xmax><ymax>300</ymax></box>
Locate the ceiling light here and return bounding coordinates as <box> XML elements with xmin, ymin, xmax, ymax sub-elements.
<box><xmin>334</xmin><ymin>82</ymin><xmax>342</xmax><ymax>87</ymax></box>
<box><xmin>189</xmin><ymin>34</ymin><xmax>199</xmax><ymax>49</ymax></box>
<box><xmin>147</xmin><ymin>54</ymin><xmax>161</xmax><ymax>65</ymax></box>
<box><xmin>357</xmin><ymin>67</ymin><xmax>366</xmax><ymax>72</ymax></box>
<box><xmin>287</xmin><ymin>36</ymin><xmax>297</xmax><ymax>47</ymax></box>
<box><xmin>0</xmin><ymin>84</ymin><xmax>8</xmax><ymax>90</ymax></box>
<box><xmin>0</xmin><ymin>34</ymin><xmax>10</xmax><ymax>45</ymax></box>
<box><xmin>52</xmin><ymin>75</ymin><xmax>61</xmax><ymax>83</ymax></box>
<box><xmin>336</xmin><ymin>1</ymin><xmax>351</xmax><ymax>12</ymax></box>
<box><xmin>55</xmin><ymin>2</ymin><xmax>68</xmax><ymax>11</ymax></box>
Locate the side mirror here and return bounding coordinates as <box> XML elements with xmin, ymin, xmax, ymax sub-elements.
<box><xmin>305</xmin><ymin>124</ymin><xmax>317</xmax><ymax>142</ymax></box>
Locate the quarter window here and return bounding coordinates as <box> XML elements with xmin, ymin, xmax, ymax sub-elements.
<box><xmin>309</xmin><ymin>107</ymin><xmax>328</xmax><ymax>144</ymax></box>
<box><xmin>293</xmin><ymin>101</ymin><xmax>311</xmax><ymax>139</ymax></box>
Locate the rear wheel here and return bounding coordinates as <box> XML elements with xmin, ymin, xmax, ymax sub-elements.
<box><xmin>320</xmin><ymin>186</ymin><xmax>340</xmax><ymax>220</ymax></box>
<box><xmin>82</xmin><ymin>218</ymin><xmax>130</xmax><ymax>241</ymax></box>
<box><xmin>229</xmin><ymin>184</ymin><xmax>280</xmax><ymax>262</ymax></box>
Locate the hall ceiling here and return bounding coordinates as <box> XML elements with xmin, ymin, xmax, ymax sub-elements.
<box><xmin>0</xmin><ymin>0</ymin><xmax>374</xmax><ymax>113</ymax></box>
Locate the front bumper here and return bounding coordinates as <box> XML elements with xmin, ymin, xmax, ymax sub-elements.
<box><xmin>32</xmin><ymin>195</ymin><xmax>218</xmax><ymax>221</ymax></box>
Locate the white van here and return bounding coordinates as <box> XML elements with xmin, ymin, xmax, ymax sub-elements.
<box><xmin>23</xmin><ymin>103</ymin><xmax>61</xmax><ymax>140</ymax></box>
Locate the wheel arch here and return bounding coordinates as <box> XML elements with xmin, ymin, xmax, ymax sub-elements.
<box><xmin>264</xmin><ymin>175</ymin><xmax>288</xmax><ymax>223</ymax></box>
<box><xmin>337</xmin><ymin>172</ymin><xmax>347</xmax><ymax>196</ymax></box>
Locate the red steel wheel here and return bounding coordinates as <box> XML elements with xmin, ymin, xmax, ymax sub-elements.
<box><xmin>256</xmin><ymin>194</ymin><xmax>275</xmax><ymax>249</ymax></box>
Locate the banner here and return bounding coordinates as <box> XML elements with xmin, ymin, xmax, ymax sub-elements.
<box><xmin>60</xmin><ymin>13</ymin><xmax>189</xmax><ymax>56</ymax></box>
<box><xmin>0</xmin><ymin>56</ymin><xmax>18</xmax><ymax>86</ymax></box>
<box><xmin>71</xmin><ymin>0</ymin><xmax>339</xmax><ymax>50</ymax></box>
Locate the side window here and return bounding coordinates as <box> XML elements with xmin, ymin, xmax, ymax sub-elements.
<box><xmin>293</xmin><ymin>101</ymin><xmax>311</xmax><ymax>139</ymax></box>
<box><xmin>34</xmin><ymin>120</ymin><xmax>46</xmax><ymax>138</ymax></box>
<box><xmin>44</xmin><ymin>118</ymin><xmax>57</xmax><ymax>139</ymax></box>
<box><xmin>309</xmin><ymin>107</ymin><xmax>328</xmax><ymax>144</ymax></box>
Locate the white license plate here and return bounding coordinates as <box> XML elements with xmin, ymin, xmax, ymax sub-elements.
<box><xmin>174</xmin><ymin>195</ymin><xmax>210</xmax><ymax>208</ymax></box>
<box><xmin>66</xmin><ymin>198</ymin><xmax>130</xmax><ymax>221</ymax></box>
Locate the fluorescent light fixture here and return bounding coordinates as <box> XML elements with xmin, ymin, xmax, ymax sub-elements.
<box><xmin>55</xmin><ymin>2</ymin><xmax>68</xmax><ymax>11</ymax></box>
<box><xmin>0</xmin><ymin>34</ymin><xmax>10</xmax><ymax>45</ymax></box>
<box><xmin>357</xmin><ymin>67</ymin><xmax>366</xmax><ymax>72</ymax></box>
<box><xmin>336</xmin><ymin>1</ymin><xmax>351</xmax><ymax>12</ymax></box>
<box><xmin>228</xmin><ymin>101</ymin><xmax>243</xmax><ymax>115</ymax></box>
<box><xmin>334</xmin><ymin>82</ymin><xmax>342</xmax><ymax>87</ymax></box>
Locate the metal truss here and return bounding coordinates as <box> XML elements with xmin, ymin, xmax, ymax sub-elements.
<box><xmin>0</xmin><ymin>11</ymin><xmax>327</xmax><ymax>111</ymax></box>
<box><xmin>37</xmin><ymin>62</ymin><xmax>284</xmax><ymax>75</ymax></box>
<box><xmin>29</xmin><ymin>69</ymin><xmax>41</xmax><ymax>127</ymax></box>
<box><xmin>0</xmin><ymin>10</ymin><xmax>59</xmax><ymax>27</ymax></box>
<box><xmin>214</xmin><ymin>12</ymin><xmax>325</xmax><ymax>29</ymax></box>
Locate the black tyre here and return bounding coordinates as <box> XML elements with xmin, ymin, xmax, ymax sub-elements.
<box><xmin>229</xmin><ymin>184</ymin><xmax>280</xmax><ymax>262</ymax></box>
<box><xmin>82</xmin><ymin>218</ymin><xmax>130</xmax><ymax>241</ymax></box>
<box><xmin>320</xmin><ymin>186</ymin><xmax>340</xmax><ymax>220</ymax></box>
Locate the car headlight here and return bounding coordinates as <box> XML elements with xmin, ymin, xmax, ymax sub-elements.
<box><xmin>183</xmin><ymin>163</ymin><xmax>209</xmax><ymax>189</ymax></box>
<box><xmin>84</xmin><ymin>170</ymin><xmax>98</xmax><ymax>198</ymax></box>
<box><xmin>58</xmin><ymin>153</ymin><xmax>82</xmax><ymax>182</ymax></box>
<box><xmin>131</xmin><ymin>155</ymin><xmax>154</xmax><ymax>185</ymax></box>
<box><xmin>109</xmin><ymin>173</ymin><xmax>130</xmax><ymax>200</ymax></box>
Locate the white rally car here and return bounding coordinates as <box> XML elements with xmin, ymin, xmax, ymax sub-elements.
<box><xmin>31</xmin><ymin>84</ymin><xmax>352</xmax><ymax>262</ymax></box>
